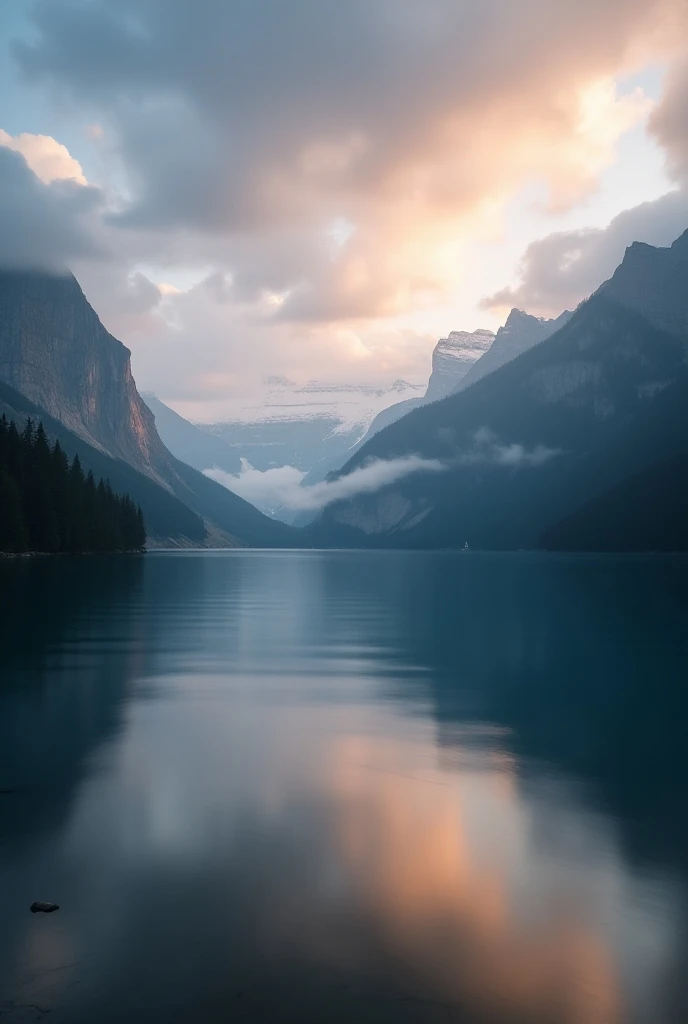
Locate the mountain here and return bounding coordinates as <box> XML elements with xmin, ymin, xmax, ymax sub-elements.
<box><xmin>425</xmin><ymin>329</ymin><xmax>495</xmax><ymax>401</ymax></box>
<box><xmin>0</xmin><ymin>269</ymin><xmax>296</xmax><ymax>547</ymax></box>
<box><xmin>0</xmin><ymin>271</ymin><xmax>170</xmax><ymax>479</ymax></box>
<box><xmin>142</xmin><ymin>392</ymin><xmax>242</xmax><ymax>476</ymax></box>
<box><xmin>187</xmin><ymin>331</ymin><xmax>492</xmax><ymax>513</ymax></box>
<box><xmin>308</xmin><ymin>327</ymin><xmax>496</xmax><ymax>486</ymax></box>
<box><xmin>540</xmin><ymin>452</ymin><xmax>688</xmax><ymax>552</ymax></box>
<box><xmin>307</xmin><ymin>276</ymin><xmax>688</xmax><ymax>549</ymax></box>
<box><xmin>456</xmin><ymin>309</ymin><xmax>573</xmax><ymax>392</ymax></box>
<box><xmin>355</xmin><ymin>314</ymin><xmax>568</xmax><ymax>451</ymax></box>
<box><xmin>0</xmin><ymin>376</ymin><xmax>206</xmax><ymax>545</ymax></box>
<box><xmin>198</xmin><ymin>377</ymin><xmax>425</xmax><ymax>474</ymax></box>
<box><xmin>308</xmin><ymin>232</ymin><xmax>688</xmax><ymax>550</ymax></box>
<box><xmin>600</xmin><ymin>230</ymin><xmax>688</xmax><ymax>339</ymax></box>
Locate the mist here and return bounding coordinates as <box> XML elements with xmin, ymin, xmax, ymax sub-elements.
<box><xmin>204</xmin><ymin>455</ymin><xmax>445</xmax><ymax>513</ymax></box>
<box><xmin>204</xmin><ymin>430</ymin><xmax>560</xmax><ymax>516</ymax></box>
<box><xmin>465</xmin><ymin>428</ymin><xmax>561</xmax><ymax>467</ymax></box>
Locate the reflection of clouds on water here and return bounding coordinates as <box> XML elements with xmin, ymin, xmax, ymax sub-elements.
<box><xmin>57</xmin><ymin>685</ymin><xmax>678</xmax><ymax>1023</ymax></box>
<box><xmin>320</xmin><ymin>731</ymin><xmax>675</xmax><ymax>1024</ymax></box>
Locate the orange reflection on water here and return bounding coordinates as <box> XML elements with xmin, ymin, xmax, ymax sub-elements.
<box><xmin>326</xmin><ymin>732</ymin><xmax>622</xmax><ymax>1023</ymax></box>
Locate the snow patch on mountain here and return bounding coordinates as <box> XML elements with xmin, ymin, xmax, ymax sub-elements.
<box><xmin>202</xmin><ymin>377</ymin><xmax>425</xmax><ymax>433</ymax></box>
<box><xmin>195</xmin><ymin>376</ymin><xmax>426</xmax><ymax>476</ymax></box>
<box><xmin>425</xmin><ymin>329</ymin><xmax>495</xmax><ymax>401</ymax></box>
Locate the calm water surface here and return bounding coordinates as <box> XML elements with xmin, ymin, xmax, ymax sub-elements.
<box><xmin>1</xmin><ymin>550</ymin><xmax>688</xmax><ymax>1023</ymax></box>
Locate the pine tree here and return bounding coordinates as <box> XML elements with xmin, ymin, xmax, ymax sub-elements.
<box><xmin>0</xmin><ymin>468</ymin><xmax>27</xmax><ymax>552</ymax></box>
<box><xmin>51</xmin><ymin>440</ymin><xmax>71</xmax><ymax>550</ymax></box>
<box><xmin>135</xmin><ymin>505</ymin><xmax>146</xmax><ymax>549</ymax></box>
<box><xmin>67</xmin><ymin>454</ymin><xmax>87</xmax><ymax>551</ymax></box>
<box><xmin>0</xmin><ymin>417</ymin><xmax>146</xmax><ymax>554</ymax></box>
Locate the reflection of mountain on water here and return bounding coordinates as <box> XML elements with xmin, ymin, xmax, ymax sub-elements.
<box><xmin>0</xmin><ymin>557</ymin><xmax>146</xmax><ymax>852</ymax></box>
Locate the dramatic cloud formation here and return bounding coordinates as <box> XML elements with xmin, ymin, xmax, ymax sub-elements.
<box><xmin>482</xmin><ymin>189</ymin><xmax>688</xmax><ymax>315</ymax></box>
<box><xmin>2</xmin><ymin>0</ymin><xmax>688</xmax><ymax>408</ymax></box>
<box><xmin>12</xmin><ymin>0</ymin><xmax>688</xmax><ymax>322</ymax></box>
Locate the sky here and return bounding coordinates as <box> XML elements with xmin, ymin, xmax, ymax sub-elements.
<box><xmin>0</xmin><ymin>0</ymin><xmax>687</xmax><ymax>421</ymax></box>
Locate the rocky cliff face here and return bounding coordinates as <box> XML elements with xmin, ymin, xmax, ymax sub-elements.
<box><xmin>0</xmin><ymin>269</ymin><xmax>297</xmax><ymax>546</ymax></box>
<box><xmin>424</xmin><ymin>329</ymin><xmax>495</xmax><ymax>402</ymax></box>
<box><xmin>457</xmin><ymin>309</ymin><xmax>572</xmax><ymax>392</ymax></box>
<box><xmin>0</xmin><ymin>270</ymin><xmax>172</xmax><ymax>486</ymax></box>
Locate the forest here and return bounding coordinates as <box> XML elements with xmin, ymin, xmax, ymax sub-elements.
<box><xmin>0</xmin><ymin>416</ymin><xmax>146</xmax><ymax>553</ymax></box>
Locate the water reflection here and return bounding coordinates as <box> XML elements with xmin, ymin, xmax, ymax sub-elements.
<box><xmin>0</xmin><ymin>551</ymin><xmax>687</xmax><ymax>1023</ymax></box>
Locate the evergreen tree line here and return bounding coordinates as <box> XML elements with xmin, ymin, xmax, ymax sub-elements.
<box><xmin>0</xmin><ymin>416</ymin><xmax>146</xmax><ymax>553</ymax></box>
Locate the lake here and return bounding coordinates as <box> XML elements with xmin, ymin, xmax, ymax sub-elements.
<box><xmin>1</xmin><ymin>550</ymin><xmax>688</xmax><ymax>1023</ymax></box>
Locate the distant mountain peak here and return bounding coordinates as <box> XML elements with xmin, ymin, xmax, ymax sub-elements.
<box><xmin>424</xmin><ymin>328</ymin><xmax>495</xmax><ymax>401</ymax></box>
<box><xmin>671</xmin><ymin>227</ymin><xmax>688</xmax><ymax>253</ymax></box>
<box><xmin>455</xmin><ymin>307</ymin><xmax>573</xmax><ymax>392</ymax></box>
<box><xmin>601</xmin><ymin>226</ymin><xmax>688</xmax><ymax>340</ymax></box>
<box><xmin>504</xmin><ymin>308</ymin><xmax>535</xmax><ymax>324</ymax></box>
<box><xmin>503</xmin><ymin>307</ymin><xmax>571</xmax><ymax>331</ymax></box>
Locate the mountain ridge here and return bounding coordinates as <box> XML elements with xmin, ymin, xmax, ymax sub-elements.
<box><xmin>456</xmin><ymin>308</ymin><xmax>573</xmax><ymax>393</ymax></box>
<box><xmin>307</xmin><ymin>288</ymin><xmax>688</xmax><ymax>549</ymax></box>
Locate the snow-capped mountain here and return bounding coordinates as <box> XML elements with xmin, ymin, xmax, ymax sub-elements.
<box><xmin>425</xmin><ymin>329</ymin><xmax>495</xmax><ymax>401</ymax></box>
<box><xmin>337</xmin><ymin>327</ymin><xmax>496</xmax><ymax>455</ymax></box>
<box><xmin>196</xmin><ymin>377</ymin><xmax>425</xmax><ymax>472</ymax></box>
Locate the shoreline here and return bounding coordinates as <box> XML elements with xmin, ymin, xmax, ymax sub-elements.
<box><xmin>0</xmin><ymin>549</ymin><xmax>146</xmax><ymax>559</ymax></box>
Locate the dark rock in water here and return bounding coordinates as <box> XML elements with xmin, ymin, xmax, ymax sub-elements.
<box><xmin>30</xmin><ymin>902</ymin><xmax>59</xmax><ymax>914</ymax></box>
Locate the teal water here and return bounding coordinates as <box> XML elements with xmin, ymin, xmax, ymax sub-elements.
<box><xmin>1</xmin><ymin>550</ymin><xmax>687</xmax><ymax>1023</ymax></box>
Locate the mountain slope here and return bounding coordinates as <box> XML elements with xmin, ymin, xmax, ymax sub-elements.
<box><xmin>456</xmin><ymin>309</ymin><xmax>573</xmax><ymax>392</ymax></box>
<box><xmin>0</xmin><ymin>269</ymin><xmax>296</xmax><ymax>546</ymax></box>
<box><xmin>315</xmin><ymin>327</ymin><xmax>496</xmax><ymax>482</ymax></box>
<box><xmin>308</xmin><ymin>294</ymin><xmax>688</xmax><ymax>549</ymax></box>
<box><xmin>601</xmin><ymin>229</ymin><xmax>688</xmax><ymax>339</ymax></box>
<box><xmin>142</xmin><ymin>392</ymin><xmax>242</xmax><ymax>475</ymax></box>
<box><xmin>539</xmin><ymin>452</ymin><xmax>688</xmax><ymax>552</ymax></box>
<box><xmin>0</xmin><ymin>376</ymin><xmax>206</xmax><ymax>544</ymax></box>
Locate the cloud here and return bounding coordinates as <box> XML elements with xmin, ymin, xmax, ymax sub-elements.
<box><xmin>462</xmin><ymin>428</ymin><xmax>561</xmax><ymax>467</ymax></box>
<box><xmin>0</xmin><ymin>128</ymin><xmax>87</xmax><ymax>184</ymax></box>
<box><xmin>204</xmin><ymin>462</ymin><xmax>307</xmax><ymax>515</ymax></box>
<box><xmin>204</xmin><ymin>429</ymin><xmax>558</xmax><ymax>515</ymax></box>
<box><xmin>650</xmin><ymin>58</ymin><xmax>688</xmax><ymax>187</ymax></box>
<box><xmin>12</xmin><ymin>0</ymin><xmax>688</xmax><ymax>325</ymax></box>
<box><xmin>3</xmin><ymin>0</ymin><xmax>688</xmax><ymax>413</ymax></box>
<box><xmin>481</xmin><ymin>190</ymin><xmax>688</xmax><ymax>316</ymax></box>
<box><xmin>0</xmin><ymin>146</ymin><xmax>104</xmax><ymax>271</ymax></box>
<box><xmin>204</xmin><ymin>455</ymin><xmax>445</xmax><ymax>512</ymax></box>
